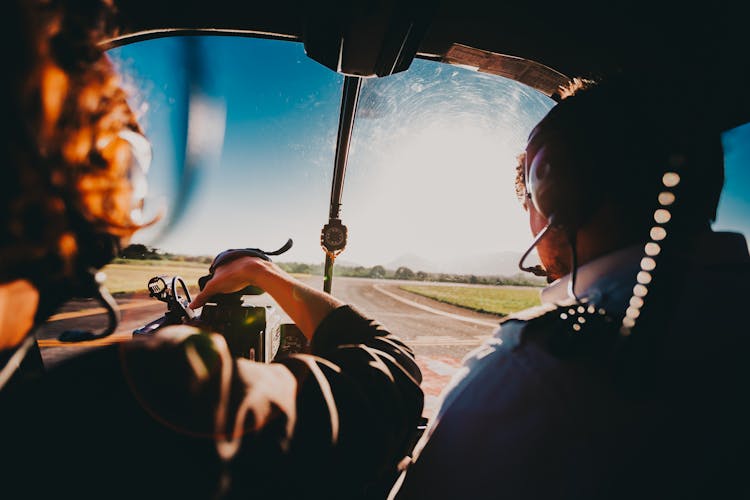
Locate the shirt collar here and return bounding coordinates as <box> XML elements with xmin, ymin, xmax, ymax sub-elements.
<box><xmin>540</xmin><ymin>244</ymin><xmax>642</xmax><ymax>305</ymax></box>
<box><xmin>539</xmin><ymin>231</ymin><xmax>750</xmax><ymax>306</ymax></box>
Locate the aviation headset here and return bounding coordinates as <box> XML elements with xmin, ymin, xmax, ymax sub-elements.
<box><xmin>515</xmin><ymin>92</ymin><xmax>663</xmax><ymax>372</ymax></box>
<box><xmin>521</xmin><ymin>74</ymin><xmax>723</xmax><ymax>240</ymax></box>
<box><xmin>34</xmin><ymin>129</ymin><xmax>152</xmax><ymax>327</ymax></box>
<box><xmin>0</xmin><ymin>130</ymin><xmax>151</xmax><ymax>390</ymax></box>
<box><xmin>517</xmin><ymin>81</ymin><xmax>688</xmax><ymax>285</ymax></box>
<box><xmin>517</xmin><ymin>101</ymin><xmax>604</xmax><ymax>292</ymax></box>
<box><xmin>524</xmin><ymin>131</ymin><xmax>598</xmax><ymax>231</ymax></box>
<box><xmin>515</xmin><ymin>78</ymin><xmax>729</xmax><ymax>395</ymax></box>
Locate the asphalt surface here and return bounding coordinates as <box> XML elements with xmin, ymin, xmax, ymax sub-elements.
<box><xmin>36</xmin><ymin>276</ymin><xmax>507</xmax><ymax>417</ymax></box>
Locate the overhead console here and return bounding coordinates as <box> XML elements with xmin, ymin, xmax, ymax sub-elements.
<box><xmin>300</xmin><ymin>0</ymin><xmax>437</xmax><ymax>77</ymax></box>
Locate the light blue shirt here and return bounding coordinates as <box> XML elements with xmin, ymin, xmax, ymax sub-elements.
<box><xmin>392</xmin><ymin>232</ymin><xmax>750</xmax><ymax>499</ymax></box>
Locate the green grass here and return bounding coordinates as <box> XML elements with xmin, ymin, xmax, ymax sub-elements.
<box><xmin>400</xmin><ymin>284</ymin><xmax>541</xmax><ymax>316</ymax></box>
<box><xmin>102</xmin><ymin>262</ymin><xmax>209</xmax><ymax>294</ymax></box>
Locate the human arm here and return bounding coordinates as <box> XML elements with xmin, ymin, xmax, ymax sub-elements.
<box><xmin>162</xmin><ymin>257</ymin><xmax>424</xmax><ymax>494</ymax></box>
<box><xmin>189</xmin><ymin>257</ymin><xmax>341</xmax><ymax>340</ymax></box>
<box><xmin>2</xmin><ymin>272</ymin><xmax>423</xmax><ymax>498</ymax></box>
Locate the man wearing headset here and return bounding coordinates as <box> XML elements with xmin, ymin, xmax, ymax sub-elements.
<box><xmin>391</xmin><ymin>77</ymin><xmax>750</xmax><ymax>499</ymax></box>
<box><xmin>0</xmin><ymin>1</ymin><xmax>422</xmax><ymax>498</ymax></box>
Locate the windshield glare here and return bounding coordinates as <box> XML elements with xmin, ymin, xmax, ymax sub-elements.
<box><xmin>345</xmin><ymin>59</ymin><xmax>555</xmax><ymax>273</ymax></box>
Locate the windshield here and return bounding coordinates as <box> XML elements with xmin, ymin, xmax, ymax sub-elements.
<box><xmin>345</xmin><ymin>59</ymin><xmax>554</xmax><ymax>273</ymax></box>
<box><xmin>37</xmin><ymin>34</ymin><xmax>749</xmax><ymax>418</ymax></box>
<box><xmin>38</xmin><ymin>36</ymin><xmax>345</xmax><ymax>367</ymax></box>
<box><xmin>109</xmin><ymin>36</ymin><xmax>344</xmax><ymax>260</ymax></box>
<box><xmin>37</xmin><ymin>36</ymin><xmax>556</xmax><ymax>417</ymax></box>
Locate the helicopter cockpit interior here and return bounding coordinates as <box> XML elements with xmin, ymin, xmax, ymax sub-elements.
<box><xmin>4</xmin><ymin>2</ymin><xmax>748</xmax><ymax>496</ymax></box>
<box><xmin>31</xmin><ymin>0</ymin><xmax>749</xmax><ymax>407</ymax></box>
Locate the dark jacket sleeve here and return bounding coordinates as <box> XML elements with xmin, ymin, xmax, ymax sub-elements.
<box><xmin>0</xmin><ymin>306</ymin><xmax>423</xmax><ymax>499</ymax></box>
<box><xmin>121</xmin><ymin>305</ymin><xmax>424</xmax><ymax>498</ymax></box>
<box><xmin>233</xmin><ymin>305</ymin><xmax>424</xmax><ymax>497</ymax></box>
<box><xmin>278</xmin><ymin>305</ymin><xmax>424</xmax><ymax>477</ymax></box>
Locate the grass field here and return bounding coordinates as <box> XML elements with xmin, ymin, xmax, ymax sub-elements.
<box><xmin>400</xmin><ymin>284</ymin><xmax>541</xmax><ymax>316</ymax></box>
<box><xmin>102</xmin><ymin>260</ymin><xmax>309</xmax><ymax>294</ymax></box>
<box><xmin>102</xmin><ymin>261</ymin><xmax>209</xmax><ymax>294</ymax></box>
<box><xmin>102</xmin><ymin>261</ymin><xmax>544</xmax><ymax>316</ymax></box>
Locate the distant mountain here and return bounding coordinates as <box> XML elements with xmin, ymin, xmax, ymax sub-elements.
<box><xmin>386</xmin><ymin>251</ymin><xmax>540</xmax><ymax>277</ymax></box>
<box><xmin>386</xmin><ymin>254</ymin><xmax>439</xmax><ymax>273</ymax></box>
<box><xmin>444</xmin><ymin>251</ymin><xmax>533</xmax><ymax>276</ymax></box>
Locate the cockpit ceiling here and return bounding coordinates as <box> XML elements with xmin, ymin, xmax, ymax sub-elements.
<box><xmin>107</xmin><ymin>0</ymin><xmax>749</xmax><ymax>130</ymax></box>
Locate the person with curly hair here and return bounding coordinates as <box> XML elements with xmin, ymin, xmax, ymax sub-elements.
<box><xmin>0</xmin><ymin>0</ymin><xmax>145</xmax><ymax>354</ymax></box>
<box><xmin>0</xmin><ymin>2</ymin><xmax>423</xmax><ymax>498</ymax></box>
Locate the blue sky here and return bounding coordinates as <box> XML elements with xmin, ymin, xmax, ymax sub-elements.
<box><xmin>109</xmin><ymin>36</ymin><xmax>749</xmax><ymax>269</ymax></box>
<box><xmin>111</xmin><ymin>37</ymin><xmax>343</xmax><ymax>263</ymax></box>
<box><xmin>717</xmin><ymin>122</ymin><xmax>750</xmax><ymax>237</ymax></box>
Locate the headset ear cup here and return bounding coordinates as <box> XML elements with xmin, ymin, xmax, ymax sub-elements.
<box><xmin>527</xmin><ymin>145</ymin><xmax>595</xmax><ymax>230</ymax></box>
<box><xmin>528</xmin><ymin>158</ymin><xmax>556</xmax><ymax>221</ymax></box>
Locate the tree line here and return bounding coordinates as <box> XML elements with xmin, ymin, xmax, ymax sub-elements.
<box><xmin>278</xmin><ymin>262</ymin><xmax>544</xmax><ymax>286</ymax></box>
<box><xmin>118</xmin><ymin>244</ymin><xmax>214</xmax><ymax>263</ymax></box>
<box><xmin>118</xmin><ymin>244</ymin><xmax>545</xmax><ymax>287</ymax></box>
